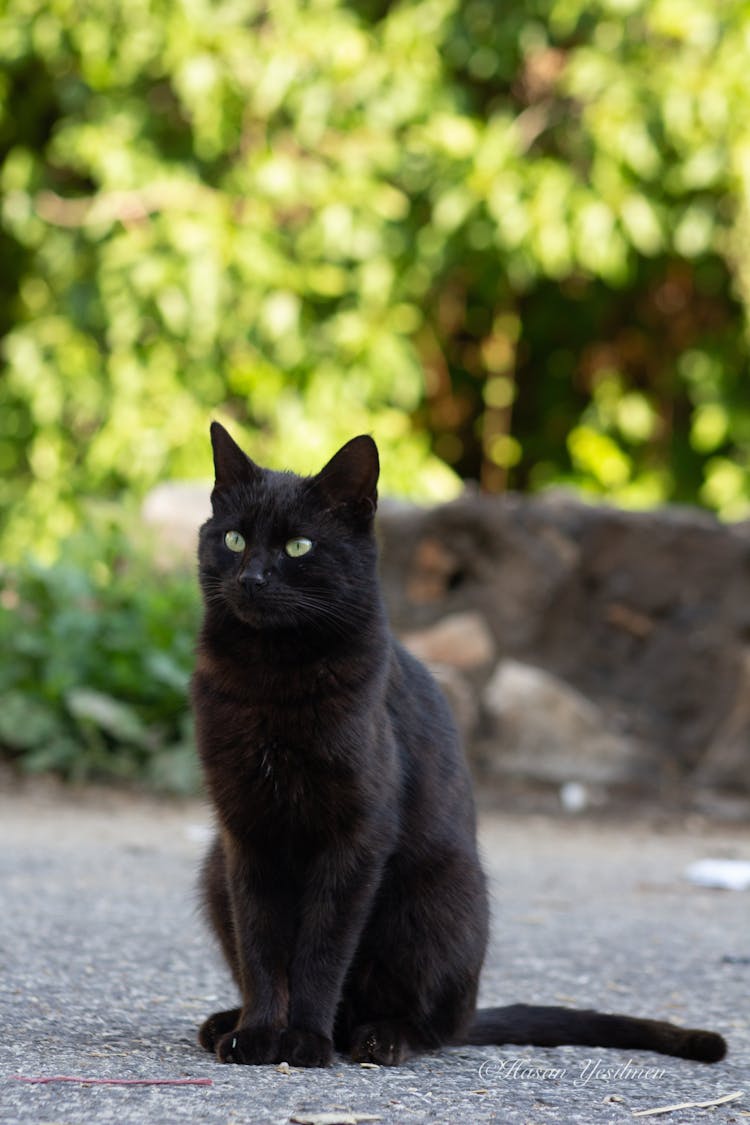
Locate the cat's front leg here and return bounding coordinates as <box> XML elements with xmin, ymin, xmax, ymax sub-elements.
<box><xmin>215</xmin><ymin>1024</ymin><xmax>283</xmax><ymax>1065</ymax></box>
<box><xmin>281</xmin><ymin>848</ymin><xmax>383</xmax><ymax>1068</ymax></box>
<box><xmin>213</xmin><ymin>846</ymin><xmax>293</xmax><ymax>1065</ymax></box>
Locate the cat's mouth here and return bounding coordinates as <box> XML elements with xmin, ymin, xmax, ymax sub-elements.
<box><xmin>227</xmin><ymin>587</ymin><xmax>300</xmax><ymax>630</ymax></box>
<box><xmin>230</xmin><ymin>598</ymin><xmax>283</xmax><ymax>628</ymax></box>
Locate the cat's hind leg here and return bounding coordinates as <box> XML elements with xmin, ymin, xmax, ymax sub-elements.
<box><xmin>197</xmin><ymin>838</ymin><xmax>247</xmax><ymax>1054</ymax></box>
<box><xmin>200</xmin><ymin>836</ymin><xmax>242</xmax><ymax>983</ymax></box>
<box><xmin>336</xmin><ymin>950</ymin><xmax>479</xmax><ymax>1066</ymax></box>
<box><xmin>349</xmin><ymin>1019</ymin><xmax>419</xmax><ymax>1065</ymax></box>
<box><xmin>338</xmin><ymin>847</ymin><xmax>488</xmax><ymax>1066</ymax></box>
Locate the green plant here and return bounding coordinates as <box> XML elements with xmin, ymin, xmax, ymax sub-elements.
<box><xmin>0</xmin><ymin>526</ymin><xmax>201</xmax><ymax>791</ymax></box>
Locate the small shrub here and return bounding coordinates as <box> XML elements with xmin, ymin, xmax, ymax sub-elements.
<box><xmin>0</xmin><ymin>526</ymin><xmax>202</xmax><ymax>792</ymax></box>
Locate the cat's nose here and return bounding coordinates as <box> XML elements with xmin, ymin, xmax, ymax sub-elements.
<box><xmin>239</xmin><ymin>566</ymin><xmax>269</xmax><ymax>591</ymax></box>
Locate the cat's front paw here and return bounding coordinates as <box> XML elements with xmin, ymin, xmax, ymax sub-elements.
<box><xmin>198</xmin><ymin>1008</ymin><xmax>241</xmax><ymax>1053</ymax></box>
<box><xmin>278</xmin><ymin>1027</ymin><xmax>333</xmax><ymax>1068</ymax></box>
<box><xmin>216</xmin><ymin>1025</ymin><xmax>281</xmax><ymax>1065</ymax></box>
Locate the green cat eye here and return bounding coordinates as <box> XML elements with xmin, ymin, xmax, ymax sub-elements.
<box><xmin>224</xmin><ymin>530</ymin><xmax>246</xmax><ymax>553</ymax></box>
<box><xmin>285</xmin><ymin>537</ymin><xmax>313</xmax><ymax>558</ymax></box>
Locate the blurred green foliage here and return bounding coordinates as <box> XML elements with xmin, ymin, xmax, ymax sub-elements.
<box><xmin>1</xmin><ymin>0</ymin><xmax>750</xmax><ymax>565</ymax></box>
<box><xmin>0</xmin><ymin>524</ymin><xmax>201</xmax><ymax>789</ymax></box>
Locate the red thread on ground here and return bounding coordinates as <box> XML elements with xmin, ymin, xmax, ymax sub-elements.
<box><xmin>11</xmin><ymin>1075</ymin><xmax>212</xmax><ymax>1087</ymax></box>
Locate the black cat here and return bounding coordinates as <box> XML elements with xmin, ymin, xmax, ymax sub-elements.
<box><xmin>192</xmin><ymin>422</ymin><xmax>726</xmax><ymax>1068</ymax></box>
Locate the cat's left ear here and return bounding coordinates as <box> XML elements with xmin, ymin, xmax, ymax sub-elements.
<box><xmin>314</xmin><ymin>435</ymin><xmax>379</xmax><ymax>518</ymax></box>
<box><xmin>210</xmin><ymin>421</ymin><xmax>261</xmax><ymax>499</ymax></box>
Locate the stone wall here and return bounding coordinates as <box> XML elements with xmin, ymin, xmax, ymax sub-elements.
<box><xmin>377</xmin><ymin>492</ymin><xmax>750</xmax><ymax>805</ymax></box>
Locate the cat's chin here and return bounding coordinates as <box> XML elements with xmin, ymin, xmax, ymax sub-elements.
<box><xmin>226</xmin><ymin>598</ymin><xmax>296</xmax><ymax>631</ymax></box>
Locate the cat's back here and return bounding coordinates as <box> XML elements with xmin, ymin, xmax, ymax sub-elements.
<box><xmin>385</xmin><ymin>638</ymin><xmax>478</xmax><ymax>840</ymax></box>
<box><xmin>386</xmin><ymin>640</ymin><xmax>456</xmax><ymax>747</ymax></box>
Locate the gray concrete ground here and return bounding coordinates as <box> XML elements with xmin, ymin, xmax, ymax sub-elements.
<box><xmin>0</xmin><ymin>781</ymin><xmax>748</xmax><ymax>1125</ymax></box>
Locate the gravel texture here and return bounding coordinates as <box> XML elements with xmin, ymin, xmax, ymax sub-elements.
<box><xmin>1</xmin><ymin>781</ymin><xmax>748</xmax><ymax>1124</ymax></box>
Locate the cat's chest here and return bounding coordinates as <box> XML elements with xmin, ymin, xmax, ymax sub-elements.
<box><xmin>203</xmin><ymin>706</ymin><xmax>361</xmax><ymax>833</ymax></box>
<box><xmin>192</xmin><ymin>657</ymin><xmax>381</xmax><ymax>840</ymax></box>
<box><xmin>251</xmin><ymin>733</ymin><xmax>318</xmax><ymax>796</ymax></box>
<box><xmin>205</xmin><ymin>709</ymin><xmax>321</xmax><ymax>777</ymax></box>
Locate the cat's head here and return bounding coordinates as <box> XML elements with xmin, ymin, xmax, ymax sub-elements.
<box><xmin>198</xmin><ymin>422</ymin><xmax>381</xmax><ymax>632</ymax></box>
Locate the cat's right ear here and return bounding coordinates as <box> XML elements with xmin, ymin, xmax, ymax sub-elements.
<box><xmin>314</xmin><ymin>435</ymin><xmax>379</xmax><ymax>520</ymax></box>
<box><xmin>209</xmin><ymin>422</ymin><xmax>261</xmax><ymax>500</ymax></box>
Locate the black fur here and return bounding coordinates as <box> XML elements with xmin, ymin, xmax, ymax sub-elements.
<box><xmin>192</xmin><ymin>422</ymin><xmax>726</xmax><ymax>1067</ymax></box>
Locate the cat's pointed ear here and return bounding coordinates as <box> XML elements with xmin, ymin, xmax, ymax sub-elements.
<box><xmin>210</xmin><ymin>422</ymin><xmax>261</xmax><ymax>496</ymax></box>
<box><xmin>314</xmin><ymin>435</ymin><xmax>379</xmax><ymax>516</ymax></box>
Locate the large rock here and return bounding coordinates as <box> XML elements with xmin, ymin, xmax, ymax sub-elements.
<box><xmin>401</xmin><ymin>611</ymin><xmax>495</xmax><ymax>670</ymax></box>
<box><xmin>482</xmin><ymin>660</ymin><xmax>637</xmax><ymax>785</ymax></box>
<box><xmin>377</xmin><ymin>493</ymin><xmax>750</xmax><ymax>797</ymax></box>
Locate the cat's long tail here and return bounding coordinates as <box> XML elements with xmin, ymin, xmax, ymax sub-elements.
<box><xmin>462</xmin><ymin>1005</ymin><xmax>726</xmax><ymax>1063</ymax></box>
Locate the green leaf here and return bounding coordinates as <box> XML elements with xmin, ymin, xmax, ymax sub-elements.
<box><xmin>65</xmin><ymin>688</ymin><xmax>152</xmax><ymax>748</ymax></box>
